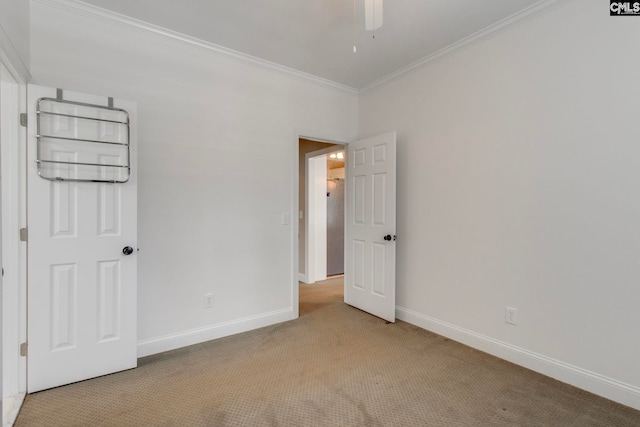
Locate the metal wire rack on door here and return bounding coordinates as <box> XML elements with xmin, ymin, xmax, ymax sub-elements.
<box><xmin>36</xmin><ymin>95</ymin><xmax>131</xmax><ymax>183</ymax></box>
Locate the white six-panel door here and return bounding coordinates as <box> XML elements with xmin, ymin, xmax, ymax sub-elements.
<box><xmin>345</xmin><ymin>132</ymin><xmax>397</xmax><ymax>322</ymax></box>
<box><xmin>27</xmin><ymin>84</ymin><xmax>137</xmax><ymax>392</ymax></box>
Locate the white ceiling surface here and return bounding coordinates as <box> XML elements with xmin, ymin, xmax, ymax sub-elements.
<box><xmin>78</xmin><ymin>0</ymin><xmax>542</xmax><ymax>89</ymax></box>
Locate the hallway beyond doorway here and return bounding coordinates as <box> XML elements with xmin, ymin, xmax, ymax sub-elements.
<box><xmin>299</xmin><ymin>276</ymin><xmax>343</xmax><ymax>316</ymax></box>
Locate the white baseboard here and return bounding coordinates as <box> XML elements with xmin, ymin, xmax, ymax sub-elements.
<box><xmin>3</xmin><ymin>392</ymin><xmax>26</xmax><ymax>427</ymax></box>
<box><xmin>299</xmin><ymin>273</ymin><xmax>319</xmax><ymax>284</ymax></box>
<box><xmin>396</xmin><ymin>306</ymin><xmax>640</xmax><ymax>411</ymax></box>
<box><xmin>137</xmin><ymin>308</ymin><xmax>294</xmax><ymax>358</ymax></box>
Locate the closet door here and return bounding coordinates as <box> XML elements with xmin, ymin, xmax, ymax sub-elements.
<box><xmin>27</xmin><ymin>84</ymin><xmax>138</xmax><ymax>392</ymax></box>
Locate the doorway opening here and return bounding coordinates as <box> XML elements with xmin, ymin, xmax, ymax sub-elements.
<box><xmin>299</xmin><ymin>276</ymin><xmax>344</xmax><ymax>317</ymax></box>
<box><xmin>326</xmin><ymin>151</ymin><xmax>345</xmax><ymax>278</ymax></box>
<box><xmin>296</xmin><ymin>137</ymin><xmax>347</xmax><ymax>314</ymax></box>
<box><xmin>298</xmin><ymin>139</ymin><xmax>346</xmax><ymax>284</ymax></box>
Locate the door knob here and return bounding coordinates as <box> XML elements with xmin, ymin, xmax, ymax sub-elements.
<box><xmin>383</xmin><ymin>235</ymin><xmax>397</xmax><ymax>242</ymax></box>
<box><xmin>122</xmin><ymin>246</ymin><xmax>134</xmax><ymax>255</ymax></box>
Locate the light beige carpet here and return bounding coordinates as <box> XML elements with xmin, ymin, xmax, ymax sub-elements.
<box><xmin>15</xmin><ymin>276</ymin><xmax>640</xmax><ymax>426</ymax></box>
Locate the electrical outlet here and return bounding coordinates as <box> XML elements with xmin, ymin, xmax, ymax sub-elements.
<box><xmin>204</xmin><ymin>293</ymin><xmax>214</xmax><ymax>309</ymax></box>
<box><xmin>505</xmin><ymin>307</ymin><xmax>518</xmax><ymax>325</ymax></box>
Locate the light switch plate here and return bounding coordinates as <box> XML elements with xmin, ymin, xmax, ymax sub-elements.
<box><xmin>281</xmin><ymin>212</ymin><xmax>290</xmax><ymax>225</ymax></box>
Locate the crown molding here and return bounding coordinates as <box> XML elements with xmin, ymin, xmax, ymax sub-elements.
<box><xmin>360</xmin><ymin>0</ymin><xmax>573</xmax><ymax>93</ymax></box>
<box><xmin>32</xmin><ymin>0</ymin><xmax>359</xmax><ymax>95</ymax></box>
<box><xmin>0</xmin><ymin>24</ymin><xmax>31</xmax><ymax>83</ymax></box>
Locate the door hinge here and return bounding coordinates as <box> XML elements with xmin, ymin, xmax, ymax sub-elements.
<box><xmin>20</xmin><ymin>342</ymin><xmax>27</xmax><ymax>357</ymax></box>
<box><xmin>19</xmin><ymin>113</ymin><xmax>27</xmax><ymax>127</ymax></box>
<box><xmin>19</xmin><ymin>227</ymin><xmax>28</xmax><ymax>242</ymax></box>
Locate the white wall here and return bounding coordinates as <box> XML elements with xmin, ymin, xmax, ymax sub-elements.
<box><xmin>29</xmin><ymin>1</ymin><xmax>357</xmax><ymax>355</ymax></box>
<box><xmin>360</xmin><ymin>0</ymin><xmax>640</xmax><ymax>409</ymax></box>
<box><xmin>307</xmin><ymin>154</ymin><xmax>328</xmax><ymax>284</ymax></box>
<box><xmin>298</xmin><ymin>139</ymin><xmax>335</xmax><ymax>279</ymax></box>
<box><xmin>0</xmin><ymin>0</ymin><xmax>30</xmax><ymax>72</ymax></box>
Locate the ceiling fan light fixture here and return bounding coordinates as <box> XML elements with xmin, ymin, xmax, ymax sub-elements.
<box><xmin>365</xmin><ymin>0</ymin><xmax>383</xmax><ymax>31</ymax></box>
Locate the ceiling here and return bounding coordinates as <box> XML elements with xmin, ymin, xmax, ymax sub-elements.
<box><xmin>79</xmin><ymin>0</ymin><xmax>542</xmax><ymax>89</ymax></box>
<box><xmin>328</xmin><ymin>155</ymin><xmax>345</xmax><ymax>171</ymax></box>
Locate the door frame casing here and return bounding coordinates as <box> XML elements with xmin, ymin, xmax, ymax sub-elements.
<box><xmin>291</xmin><ymin>129</ymin><xmax>349</xmax><ymax>319</ymax></box>
<box><xmin>0</xmin><ymin>59</ymin><xmax>28</xmax><ymax>410</ymax></box>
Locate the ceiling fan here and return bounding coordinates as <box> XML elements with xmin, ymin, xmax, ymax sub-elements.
<box><xmin>354</xmin><ymin>0</ymin><xmax>383</xmax><ymax>53</ymax></box>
